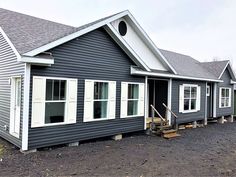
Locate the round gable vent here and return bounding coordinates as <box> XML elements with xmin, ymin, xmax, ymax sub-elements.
<box><xmin>118</xmin><ymin>21</ymin><xmax>127</xmax><ymax>36</ymax></box>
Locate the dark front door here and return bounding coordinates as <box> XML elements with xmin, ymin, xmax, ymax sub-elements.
<box><xmin>207</xmin><ymin>83</ymin><xmax>213</xmax><ymax>118</ymax></box>
<box><xmin>148</xmin><ymin>79</ymin><xmax>168</xmax><ymax>118</ymax></box>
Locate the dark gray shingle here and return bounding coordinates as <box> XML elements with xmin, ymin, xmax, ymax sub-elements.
<box><xmin>0</xmin><ymin>8</ymin><xmax>77</xmax><ymax>54</ymax></box>
<box><xmin>159</xmin><ymin>49</ymin><xmax>218</xmax><ymax>79</ymax></box>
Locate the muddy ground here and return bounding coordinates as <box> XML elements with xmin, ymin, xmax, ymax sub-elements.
<box><xmin>1</xmin><ymin>122</ymin><xmax>236</xmax><ymax>177</ymax></box>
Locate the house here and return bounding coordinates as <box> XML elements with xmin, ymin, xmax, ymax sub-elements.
<box><xmin>0</xmin><ymin>8</ymin><xmax>235</xmax><ymax>151</ymax></box>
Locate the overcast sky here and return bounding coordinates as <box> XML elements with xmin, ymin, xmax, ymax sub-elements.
<box><xmin>0</xmin><ymin>0</ymin><xmax>235</xmax><ymax>69</ymax></box>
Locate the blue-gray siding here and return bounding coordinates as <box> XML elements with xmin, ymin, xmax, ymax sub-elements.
<box><xmin>171</xmin><ymin>80</ymin><xmax>206</xmax><ymax>124</ymax></box>
<box><xmin>0</xmin><ymin>32</ymin><xmax>24</xmax><ymax>148</ymax></box>
<box><xmin>216</xmin><ymin>68</ymin><xmax>234</xmax><ymax>117</ymax></box>
<box><xmin>28</xmin><ymin>28</ymin><xmax>145</xmax><ymax>149</ymax></box>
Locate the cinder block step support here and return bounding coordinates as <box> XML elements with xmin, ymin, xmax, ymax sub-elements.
<box><xmin>68</xmin><ymin>142</ymin><xmax>79</xmax><ymax>147</ymax></box>
<box><xmin>192</xmin><ymin>121</ymin><xmax>197</xmax><ymax>128</ymax></box>
<box><xmin>227</xmin><ymin>115</ymin><xmax>234</xmax><ymax>123</ymax></box>
<box><xmin>218</xmin><ymin>116</ymin><xmax>225</xmax><ymax>124</ymax></box>
<box><xmin>20</xmin><ymin>149</ymin><xmax>37</xmax><ymax>154</ymax></box>
<box><xmin>112</xmin><ymin>134</ymin><xmax>122</xmax><ymax>141</ymax></box>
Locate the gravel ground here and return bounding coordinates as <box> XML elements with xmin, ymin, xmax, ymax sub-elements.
<box><xmin>1</xmin><ymin>122</ymin><xmax>236</xmax><ymax>177</ymax></box>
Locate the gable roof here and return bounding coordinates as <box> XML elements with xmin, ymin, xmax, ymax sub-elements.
<box><xmin>0</xmin><ymin>8</ymin><xmax>78</xmax><ymax>54</ymax></box>
<box><xmin>159</xmin><ymin>49</ymin><xmax>217</xmax><ymax>79</ymax></box>
<box><xmin>199</xmin><ymin>60</ymin><xmax>233</xmax><ymax>79</ymax></box>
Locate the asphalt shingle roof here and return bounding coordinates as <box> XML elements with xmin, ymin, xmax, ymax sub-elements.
<box><xmin>0</xmin><ymin>8</ymin><xmax>77</xmax><ymax>54</ymax></box>
<box><xmin>0</xmin><ymin>8</ymin><xmax>232</xmax><ymax>81</ymax></box>
<box><xmin>199</xmin><ymin>60</ymin><xmax>229</xmax><ymax>78</ymax></box>
<box><xmin>159</xmin><ymin>49</ymin><xmax>218</xmax><ymax>79</ymax></box>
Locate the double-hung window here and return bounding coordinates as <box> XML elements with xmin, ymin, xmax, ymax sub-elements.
<box><xmin>84</xmin><ymin>80</ymin><xmax>116</xmax><ymax>122</ymax></box>
<box><xmin>219</xmin><ymin>87</ymin><xmax>231</xmax><ymax>108</ymax></box>
<box><xmin>179</xmin><ymin>84</ymin><xmax>201</xmax><ymax>113</ymax></box>
<box><xmin>127</xmin><ymin>84</ymin><xmax>139</xmax><ymax>116</ymax></box>
<box><xmin>31</xmin><ymin>76</ymin><xmax>77</xmax><ymax>127</ymax></box>
<box><xmin>45</xmin><ymin>80</ymin><xmax>66</xmax><ymax>124</ymax></box>
<box><xmin>94</xmin><ymin>82</ymin><xmax>109</xmax><ymax>119</ymax></box>
<box><xmin>120</xmin><ymin>82</ymin><xmax>144</xmax><ymax>118</ymax></box>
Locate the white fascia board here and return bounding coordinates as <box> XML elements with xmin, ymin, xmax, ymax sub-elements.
<box><xmin>20</xmin><ymin>56</ymin><xmax>54</xmax><ymax>65</ymax></box>
<box><xmin>131</xmin><ymin>67</ymin><xmax>223</xmax><ymax>83</ymax></box>
<box><xmin>105</xmin><ymin>24</ymin><xmax>150</xmax><ymax>71</ymax></box>
<box><xmin>230</xmin><ymin>80</ymin><xmax>236</xmax><ymax>84</ymax></box>
<box><xmin>0</xmin><ymin>27</ymin><xmax>21</xmax><ymax>60</ymax></box>
<box><xmin>125</xmin><ymin>12</ymin><xmax>178</xmax><ymax>74</ymax></box>
<box><xmin>23</xmin><ymin>11</ymin><xmax>130</xmax><ymax>57</ymax></box>
<box><xmin>218</xmin><ymin>61</ymin><xmax>230</xmax><ymax>79</ymax></box>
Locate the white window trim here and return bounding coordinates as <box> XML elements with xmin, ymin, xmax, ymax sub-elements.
<box><xmin>31</xmin><ymin>76</ymin><xmax>77</xmax><ymax>127</ymax></box>
<box><xmin>219</xmin><ymin>87</ymin><xmax>231</xmax><ymax>108</ymax></box>
<box><xmin>182</xmin><ymin>84</ymin><xmax>199</xmax><ymax>114</ymax></box>
<box><xmin>83</xmin><ymin>79</ymin><xmax>116</xmax><ymax>122</ymax></box>
<box><xmin>121</xmin><ymin>82</ymin><xmax>144</xmax><ymax>118</ymax></box>
<box><xmin>126</xmin><ymin>83</ymin><xmax>140</xmax><ymax>118</ymax></box>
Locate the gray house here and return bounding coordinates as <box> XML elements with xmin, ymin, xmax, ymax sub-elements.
<box><xmin>0</xmin><ymin>8</ymin><xmax>235</xmax><ymax>151</ymax></box>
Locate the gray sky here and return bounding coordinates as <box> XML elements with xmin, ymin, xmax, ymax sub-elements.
<box><xmin>0</xmin><ymin>0</ymin><xmax>235</xmax><ymax>69</ymax></box>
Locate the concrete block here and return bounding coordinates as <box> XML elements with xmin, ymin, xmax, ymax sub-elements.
<box><xmin>68</xmin><ymin>142</ymin><xmax>79</xmax><ymax>147</ymax></box>
<box><xmin>218</xmin><ymin>116</ymin><xmax>224</xmax><ymax>124</ymax></box>
<box><xmin>20</xmin><ymin>149</ymin><xmax>37</xmax><ymax>154</ymax></box>
<box><xmin>192</xmin><ymin>121</ymin><xmax>197</xmax><ymax>128</ymax></box>
<box><xmin>227</xmin><ymin>115</ymin><xmax>234</xmax><ymax>123</ymax></box>
<box><xmin>112</xmin><ymin>134</ymin><xmax>122</xmax><ymax>141</ymax></box>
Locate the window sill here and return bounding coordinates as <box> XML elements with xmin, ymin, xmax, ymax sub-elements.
<box><xmin>32</xmin><ymin>121</ymin><xmax>76</xmax><ymax>128</ymax></box>
<box><xmin>83</xmin><ymin>117</ymin><xmax>115</xmax><ymax>122</ymax></box>
<box><xmin>182</xmin><ymin>110</ymin><xmax>199</xmax><ymax>114</ymax></box>
<box><xmin>219</xmin><ymin>106</ymin><xmax>231</xmax><ymax>109</ymax></box>
<box><xmin>121</xmin><ymin>115</ymin><xmax>143</xmax><ymax>118</ymax></box>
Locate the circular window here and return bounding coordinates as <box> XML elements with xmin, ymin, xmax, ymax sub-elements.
<box><xmin>118</xmin><ymin>21</ymin><xmax>127</xmax><ymax>36</ymax></box>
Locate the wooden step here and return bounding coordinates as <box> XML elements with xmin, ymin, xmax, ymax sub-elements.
<box><xmin>162</xmin><ymin>129</ymin><xmax>177</xmax><ymax>134</ymax></box>
<box><xmin>163</xmin><ymin>132</ymin><xmax>181</xmax><ymax>139</ymax></box>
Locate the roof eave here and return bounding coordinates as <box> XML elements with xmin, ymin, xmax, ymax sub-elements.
<box><xmin>131</xmin><ymin>66</ymin><xmax>223</xmax><ymax>83</ymax></box>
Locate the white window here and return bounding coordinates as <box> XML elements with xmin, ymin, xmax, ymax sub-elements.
<box><xmin>120</xmin><ymin>82</ymin><xmax>144</xmax><ymax>118</ymax></box>
<box><xmin>84</xmin><ymin>80</ymin><xmax>116</xmax><ymax>122</ymax></box>
<box><xmin>31</xmin><ymin>76</ymin><xmax>77</xmax><ymax>127</ymax></box>
<box><xmin>219</xmin><ymin>87</ymin><xmax>231</xmax><ymax>108</ymax></box>
<box><xmin>179</xmin><ymin>84</ymin><xmax>201</xmax><ymax>113</ymax></box>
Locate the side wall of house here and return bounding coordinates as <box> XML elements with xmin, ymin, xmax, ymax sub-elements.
<box><xmin>0</xmin><ymin>31</ymin><xmax>24</xmax><ymax>148</ymax></box>
<box><xmin>216</xmin><ymin>68</ymin><xmax>234</xmax><ymax>117</ymax></box>
<box><xmin>28</xmin><ymin>28</ymin><xmax>145</xmax><ymax>149</ymax></box>
<box><xmin>171</xmin><ymin>79</ymin><xmax>206</xmax><ymax>124</ymax></box>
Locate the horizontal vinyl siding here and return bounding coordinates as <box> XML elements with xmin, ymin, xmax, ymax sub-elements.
<box><xmin>171</xmin><ymin>80</ymin><xmax>206</xmax><ymax>124</ymax></box>
<box><xmin>28</xmin><ymin>28</ymin><xmax>145</xmax><ymax>149</ymax></box>
<box><xmin>216</xmin><ymin>68</ymin><xmax>234</xmax><ymax>117</ymax></box>
<box><xmin>0</xmin><ymin>32</ymin><xmax>24</xmax><ymax>148</ymax></box>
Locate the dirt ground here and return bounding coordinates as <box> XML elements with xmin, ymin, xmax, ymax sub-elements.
<box><xmin>1</xmin><ymin>122</ymin><xmax>236</xmax><ymax>177</ymax></box>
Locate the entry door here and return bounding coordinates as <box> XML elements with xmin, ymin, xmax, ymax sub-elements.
<box><xmin>10</xmin><ymin>77</ymin><xmax>21</xmax><ymax>138</ymax></box>
<box><xmin>206</xmin><ymin>84</ymin><xmax>213</xmax><ymax>118</ymax></box>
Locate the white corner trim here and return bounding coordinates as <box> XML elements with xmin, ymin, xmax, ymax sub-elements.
<box><xmin>144</xmin><ymin>76</ymin><xmax>148</xmax><ymax>130</ymax></box>
<box><xmin>20</xmin><ymin>56</ymin><xmax>54</xmax><ymax>65</ymax></box>
<box><xmin>0</xmin><ymin>27</ymin><xmax>21</xmax><ymax>60</ymax></box>
<box><xmin>218</xmin><ymin>61</ymin><xmax>230</xmax><ymax>79</ymax></box>
<box><xmin>205</xmin><ymin>83</ymin><xmax>208</xmax><ymax>120</ymax></box>
<box><xmin>131</xmin><ymin>66</ymin><xmax>224</xmax><ymax>83</ymax></box>
<box><xmin>22</xmin><ymin>63</ymin><xmax>31</xmax><ymax>151</ymax></box>
<box><xmin>105</xmin><ymin>23</ymin><xmax>150</xmax><ymax>71</ymax></box>
<box><xmin>23</xmin><ymin>11</ymin><xmax>130</xmax><ymax>57</ymax></box>
<box><xmin>213</xmin><ymin>83</ymin><xmax>217</xmax><ymax>117</ymax></box>
<box><xmin>167</xmin><ymin>78</ymin><xmax>172</xmax><ymax>124</ymax></box>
